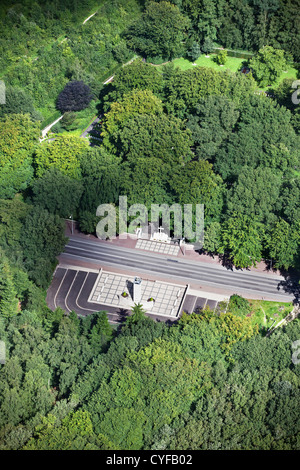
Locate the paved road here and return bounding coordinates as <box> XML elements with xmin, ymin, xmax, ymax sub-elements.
<box><xmin>80</xmin><ymin>116</ymin><xmax>101</xmax><ymax>139</ymax></box>
<box><xmin>62</xmin><ymin>237</ymin><xmax>296</xmax><ymax>302</ymax></box>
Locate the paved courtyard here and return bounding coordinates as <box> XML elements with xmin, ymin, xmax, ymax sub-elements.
<box><xmin>88</xmin><ymin>270</ymin><xmax>187</xmax><ymax>317</ymax></box>
<box><xmin>136</xmin><ymin>239</ymin><xmax>180</xmax><ymax>256</ymax></box>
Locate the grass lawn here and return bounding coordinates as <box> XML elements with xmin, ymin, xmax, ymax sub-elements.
<box><xmin>246</xmin><ymin>299</ymin><xmax>294</xmax><ymax>330</ymax></box>
<box><xmin>262</xmin><ymin>66</ymin><xmax>299</xmax><ymax>91</ymax></box>
<box><xmin>168</xmin><ymin>54</ymin><xmax>246</xmax><ymax>73</ymax></box>
<box><xmin>70</xmin><ymin>100</ymin><xmax>99</xmax><ymax>135</ymax></box>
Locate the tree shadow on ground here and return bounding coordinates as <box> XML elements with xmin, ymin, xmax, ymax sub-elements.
<box><xmin>276</xmin><ymin>270</ymin><xmax>300</xmax><ymax>304</ymax></box>
<box><xmin>117</xmin><ymin>308</ymin><xmax>131</xmax><ymax>324</ymax></box>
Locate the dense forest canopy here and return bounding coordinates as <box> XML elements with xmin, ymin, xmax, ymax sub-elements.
<box><xmin>0</xmin><ymin>0</ymin><xmax>299</xmax><ymax>452</ymax></box>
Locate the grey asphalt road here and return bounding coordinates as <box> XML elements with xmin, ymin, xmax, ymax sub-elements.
<box><xmin>62</xmin><ymin>237</ymin><xmax>296</xmax><ymax>302</ymax></box>
<box><xmin>80</xmin><ymin>116</ymin><xmax>101</xmax><ymax>139</ymax></box>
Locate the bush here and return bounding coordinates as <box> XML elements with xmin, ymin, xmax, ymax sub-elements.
<box><xmin>215</xmin><ymin>50</ymin><xmax>228</xmax><ymax>65</ymax></box>
<box><xmin>228</xmin><ymin>294</ymin><xmax>251</xmax><ymax>317</ymax></box>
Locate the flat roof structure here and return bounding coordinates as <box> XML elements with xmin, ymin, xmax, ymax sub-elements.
<box><xmin>88</xmin><ymin>269</ymin><xmax>187</xmax><ymax>317</ymax></box>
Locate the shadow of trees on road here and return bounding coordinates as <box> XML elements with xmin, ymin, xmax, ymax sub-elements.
<box><xmin>276</xmin><ymin>270</ymin><xmax>300</xmax><ymax>304</ymax></box>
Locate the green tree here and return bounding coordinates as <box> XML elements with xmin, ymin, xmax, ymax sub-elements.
<box><xmin>103</xmin><ymin>59</ymin><xmax>164</xmax><ymax>110</ymax></box>
<box><xmin>221</xmin><ymin>213</ymin><xmax>263</xmax><ymax>268</ymax></box>
<box><xmin>0</xmin><ymin>195</ymin><xmax>30</xmax><ymax>252</ymax></box>
<box><xmin>186</xmin><ymin>41</ymin><xmax>201</xmax><ymax>62</ymax></box>
<box><xmin>34</xmin><ymin>135</ymin><xmax>89</xmax><ymax>179</ymax></box>
<box><xmin>0</xmin><ymin>255</ymin><xmax>19</xmax><ymax>318</ymax></box>
<box><xmin>228</xmin><ymin>294</ymin><xmax>251</xmax><ymax>317</ymax></box>
<box><xmin>121</xmin><ymin>156</ymin><xmax>173</xmax><ymax>207</ymax></box>
<box><xmin>266</xmin><ymin>219</ymin><xmax>300</xmax><ymax>270</ymax></box>
<box><xmin>214</xmin><ymin>95</ymin><xmax>298</xmax><ymax>180</ymax></box>
<box><xmin>24</xmin><ymin>410</ymin><xmax>113</xmax><ymax>450</ymax></box>
<box><xmin>217</xmin><ymin>0</ymin><xmax>255</xmax><ymax>50</ymax></box>
<box><xmin>203</xmin><ymin>221</ymin><xmax>222</xmax><ymax>254</ymax></box>
<box><xmin>276</xmin><ymin>179</ymin><xmax>300</xmax><ymax>225</ymax></box>
<box><xmin>101</xmin><ymin>89</ymin><xmax>163</xmax><ymax>153</ymax></box>
<box><xmin>56</xmin><ymin>80</ymin><xmax>93</xmax><ymax>113</ymax></box>
<box><xmin>126</xmin><ymin>1</ymin><xmax>190</xmax><ymax>60</ymax></box>
<box><xmin>0</xmin><ymin>86</ymin><xmax>43</xmax><ymax>121</ymax></box>
<box><xmin>249</xmin><ymin>46</ymin><xmax>287</xmax><ymax>87</ymax></box>
<box><xmin>31</xmin><ymin>168</ymin><xmax>83</xmax><ymax>218</ymax></box>
<box><xmin>226</xmin><ymin>166</ymin><xmax>281</xmax><ymax>225</ymax></box>
<box><xmin>20</xmin><ymin>206</ymin><xmax>67</xmax><ymax>287</ymax></box>
<box><xmin>186</xmin><ymin>95</ymin><xmax>239</xmax><ymax>160</ymax></box>
<box><xmin>182</xmin><ymin>0</ymin><xmax>222</xmax><ymax>43</ymax></box>
<box><xmin>89</xmin><ymin>312</ymin><xmax>114</xmax><ymax>353</ymax></box>
<box><xmin>170</xmin><ymin>160</ymin><xmax>224</xmax><ymax>223</ymax></box>
<box><xmin>116</xmin><ymin>113</ymin><xmax>193</xmax><ymax>164</ymax></box>
<box><xmin>0</xmin><ymin>114</ymin><xmax>39</xmax><ymax>198</ymax></box>
<box><xmin>128</xmin><ymin>303</ymin><xmax>147</xmax><ymax>323</ymax></box>
<box><xmin>202</xmin><ymin>37</ymin><xmax>215</xmax><ymax>54</ymax></box>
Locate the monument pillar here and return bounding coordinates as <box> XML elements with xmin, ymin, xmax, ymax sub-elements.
<box><xmin>133</xmin><ymin>277</ymin><xmax>142</xmax><ymax>302</ymax></box>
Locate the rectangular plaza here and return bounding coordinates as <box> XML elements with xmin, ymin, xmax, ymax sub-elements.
<box><xmin>136</xmin><ymin>239</ymin><xmax>180</xmax><ymax>256</ymax></box>
<box><xmin>88</xmin><ymin>269</ymin><xmax>187</xmax><ymax>318</ymax></box>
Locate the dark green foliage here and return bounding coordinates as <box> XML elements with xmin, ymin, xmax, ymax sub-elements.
<box><xmin>126</xmin><ymin>1</ymin><xmax>190</xmax><ymax>60</ymax></box>
<box><xmin>30</xmin><ymin>168</ymin><xmax>83</xmax><ymax>218</ymax></box>
<box><xmin>186</xmin><ymin>95</ymin><xmax>240</xmax><ymax>160</ymax></box>
<box><xmin>0</xmin><ymin>0</ymin><xmax>299</xmax><ymax>452</ymax></box>
<box><xmin>202</xmin><ymin>37</ymin><xmax>215</xmax><ymax>55</ymax></box>
<box><xmin>56</xmin><ymin>81</ymin><xmax>93</xmax><ymax>113</ymax></box>
<box><xmin>249</xmin><ymin>46</ymin><xmax>287</xmax><ymax>87</ymax></box>
<box><xmin>0</xmin><ymin>87</ymin><xmax>43</xmax><ymax>122</ymax></box>
<box><xmin>228</xmin><ymin>294</ymin><xmax>251</xmax><ymax>317</ymax></box>
<box><xmin>20</xmin><ymin>206</ymin><xmax>67</xmax><ymax>287</ymax></box>
<box><xmin>214</xmin><ymin>95</ymin><xmax>299</xmax><ymax>180</ymax></box>
<box><xmin>0</xmin><ymin>254</ymin><xmax>19</xmax><ymax>319</ymax></box>
<box><xmin>163</xmin><ymin>66</ymin><xmax>256</xmax><ymax>118</ymax></box>
<box><xmin>103</xmin><ymin>59</ymin><xmax>164</xmax><ymax>111</ymax></box>
<box><xmin>0</xmin><ymin>294</ymin><xmax>299</xmax><ymax>450</ymax></box>
<box><xmin>88</xmin><ymin>312</ymin><xmax>114</xmax><ymax>354</ymax></box>
<box><xmin>116</xmin><ymin>113</ymin><xmax>193</xmax><ymax>164</ymax></box>
<box><xmin>0</xmin><ymin>114</ymin><xmax>39</xmax><ymax>199</ymax></box>
<box><xmin>186</xmin><ymin>41</ymin><xmax>201</xmax><ymax>62</ymax></box>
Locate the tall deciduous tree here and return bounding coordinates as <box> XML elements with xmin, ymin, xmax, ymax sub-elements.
<box><xmin>226</xmin><ymin>166</ymin><xmax>281</xmax><ymax>225</ymax></box>
<box><xmin>56</xmin><ymin>80</ymin><xmax>93</xmax><ymax>113</ymax></box>
<box><xmin>249</xmin><ymin>46</ymin><xmax>287</xmax><ymax>87</ymax></box>
<box><xmin>34</xmin><ymin>135</ymin><xmax>89</xmax><ymax>178</ymax></box>
<box><xmin>170</xmin><ymin>160</ymin><xmax>224</xmax><ymax>223</ymax></box>
<box><xmin>221</xmin><ymin>213</ymin><xmax>263</xmax><ymax>268</ymax></box>
<box><xmin>186</xmin><ymin>95</ymin><xmax>239</xmax><ymax>160</ymax></box>
<box><xmin>101</xmin><ymin>89</ymin><xmax>163</xmax><ymax>153</ymax></box>
<box><xmin>0</xmin><ymin>254</ymin><xmax>19</xmax><ymax>318</ymax></box>
<box><xmin>0</xmin><ymin>86</ymin><xmax>43</xmax><ymax>121</ymax></box>
<box><xmin>103</xmin><ymin>59</ymin><xmax>164</xmax><ymax>111</ymax></box>
<box><xmin>266</xmin><ymin>219</ymin><xmax>300</xmax><ymax>270</ymax></box>
<box><xmin>31</xmin><ymin>168</ymin><xmax>83</xmax><ymax>218</ymax></box>
<box><xmin>20</xmin><ymin>206</ymin><xmax>67</xmax><ymax>287</ymax></box>
<box><xmin>0</xmin><ymin>114</ymin><xmax>39</xmax><ymax>198</ymax></box>
<box><xmin>116</xmin><ymin>113</ymin><xmax>193</xmax><ymax>164</ymax></box>
<box><xmin>214</xmin><ymin>95</ymin><xmax>298</xmax><ymax>180</ymax></box>
<box><xmin>126</xmin><ymin>1</ymin><xmax>190</xmax><ymax>60</ymax></box>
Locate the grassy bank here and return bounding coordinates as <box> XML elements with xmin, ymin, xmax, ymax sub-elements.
<box><xmin>247</xmin><ymin>299</ymin><xmax>294</xmax><ymax>330</ymax></box>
